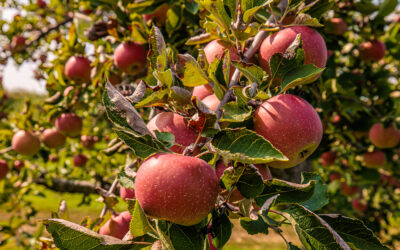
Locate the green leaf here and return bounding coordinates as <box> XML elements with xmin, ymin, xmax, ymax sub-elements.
<box><xmin>220</xmin><ymin>164</ymin><xmax>246</xmax><ymax>190</ymax></box>
<box><xmin>177</xmin><ymin>54</ymin><xmax>210</xmax><ymax>87</ymax></box>
<box><xmin>376</xmin><ymin>0</ymin><xmax>398</xmax><ymax>20</ymax></box>
<box><xmin>300</xmin><ymin>172</ymin><xmax>329</xmax><ymax>211</ymax></box>
<box><xmin>281</xmin><ymin>64</ymin><xmax>324</xmax><ymax>92</ymax></box>
<box><xmin>154</xmin><ymin>131</ymin><xmax>175</xmax><ymax>148</ymax></box>
<box><xmin>320</xmin><ymin>214</ymin><xmax>389</xmax><ymax>250</ymax></box>
<box><xmin>127</xmin><ymin>200</ymin><xmax>151</xmax><ymax>237</ymax></box>
<box><xmin>156</xmin><ymin>221</ymin><xmax>205</xmax><ymax>250</ymax></box>
<box><xmin>354</xmin><ymin>2</ymin><xmax>378</xmax><ymax>15</ymax></box>
<box><xmin>232</xmin><ymin>86</ymin><xmax>249</xmax><ymax>107</ymax></box>
<box><xmin>220</xmin><ymin>102</ymin><xmax>252</xmax><ymax>123</ymax></box>
<box><xmin>166</xmin><ymin>5</ymin><xmax>183</xmax><ymax>36</ymax></box>
<box><xmin>255</xmin><ymin>179</ymin><xmax>316</xmax><ymax>206</ymax></box>
<box><xmin>115</xmin><ymin>130</ymin><xmax>167</xmax><ymax>159</ymax></box>
<box><xmin>236</xmin><ymin>165</ymin><xmax>265</xmax><ymax>198</ymax></box>
<box><xmin>211</xmin><ymin>212</ymin><xmax>232</xmax><ymax>248</ymax></box>
<box><xmin>185</xmin><ymin>1</ymin><xmax>199</xmax><ymax>15</ymax></box>
<box><xmin>197</xmin><ymin>0</ymin><xmax>231</xmax><ymax>33</ymax></box>
<box><xmin>260</xmin><ymin>194</ymin><xmax>279</xmax><ymax>216</ymax></box>
<box><xmin>149</xmin><ymin>26</ymin><xmax>167</xmax><ymax>71</ymax></box>
<box><xmin>211</xmin><ymin>128</ymin><xmax>288</xmax><ymax>164</ymax></box>
<box><xmin>302</xmin><ymin>0</ymin><xmax>334</xmax><ymax>18</ymax></box>
<box><xmin>231</xmin><ymin>61</ymin><xmax>267</xmax><ymax>85</ymax></box>
<box><xmin>117</xmin><ymin>164</ymin><xmax>136</xmax><ymax>189</ymax></box>
<box><xmin>285</xmin><ymin>205</ymin><xmax>351</xmax><ymax>250</ymax></box>
<box><xmin>240</xmin><ymin>215</ymin><xmax>269</xmax><ymax>235</ymax></box>
<box><xmin>287</xmin><ymin>242</ymin><xmax>302</xmax><ymax>250</ymax></box>
<box><xmin>135</xmin><ymin>89</ymin><xmax>169</xmax><ymax>108</ymax></box>
<box><xmin>288</xmin><ymin>0</ymin><xmax>304</xmax><ymax>11</ymax></box>
<box><xmin>242</xmin><ymin>0</ymin><xmax>274</xmax><ymax>23</ymax></box>
<box><xmin>153</xmin><ymin>69</ymin><xmax>173</xmax><ymax>88</ymax></box>
<box><xmin>43</xmin><ymin>218</ymin><xmax>141</xmax><ymax>249</ymax></box>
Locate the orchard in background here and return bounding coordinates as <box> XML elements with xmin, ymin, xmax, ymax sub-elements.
<box><xmin>0</xmin><ymin>0</ymin><xmax>400</xmax><ymax>249</ymax></box>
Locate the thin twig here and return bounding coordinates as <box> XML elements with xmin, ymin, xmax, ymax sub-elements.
<box><xmin>99</xmin><ymin>178</ymin><xmax>119</xmax><ymax>218</ymax></box>
<box><xmin>0</xmin><ymin>146</ymin><xmax>13</xmax><ymax>154</ymax></box>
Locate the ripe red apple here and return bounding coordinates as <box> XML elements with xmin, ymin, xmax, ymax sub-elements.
<box><xmin>13</xmin><ymin>160</ymin><xmax>24</xmax><ymax>170</ymax></box>
<box><xmin>135</xmin><ymin>153</ymin><xmax>219</xmax><ymax>226</ymax></box>
<box><xmin>64</xmin><ymin>56</ymin><xmax>92</xmax><ymax>83</ymax></box>
<box><xmin>0</xmin><ymin>160</ymin><xmax>9</xmax><ymax>180</ymax></box>
<box><xmin>204</xmin><ymin>40</ymin><xmax>240</xmax><ymax>80</ymax></box>
<box><xmin>73</xmin><ymin>154</ymin><xmax>87</xmax><ymax>167</ymax></box>
<box><xmin>359</xmin><ymin>40</ymin><xmax>386</xmax><ymax>61</ymax></box>
<box><xmin>329</xmin><ymin>172</ymin><xmax>341</xmax><ymax>182</ymax></box>
<box><xmin>369</xmin><ymin>123</ymin><xmax>400</xmax><ymax>148</ymax></box>
<box><xmin>192</xmin><ymin>85</ymin><xmax>213</xmax><ymax>100</ymax></box>
<box><xmin>340</xmin><ymin>183</ymin><xmax>359</xmax><ymax>196</ymax></box>
<box><xmin>11</xmin><ymin>35</ymin><xmax>26</xmax><ymax>52</ymax></box>
<box><xmin>41</xmin><ymin>129</ymin><xmax>66</xmax><ymax>149</ymax></box>
<box><xmin>99</xmin><ymin>211</ymin><xmax>132</xmax><ymax>239</ymax></box>
<box><xmin>12</xmin><ymin>130</ymin><xmax>41</xmax><ymax>156</ymax></box>
<box><xmin>259</xmin><ymin>26</ymin><xmax>327</xmax><ymax>83</ymax></box>
<box><xmin>142</xmin><ymin>4</ymin><xmax>169</xmax><ymax>24</ymax></box>
<box><xmin>331</xmin><ymin>115</ymin><xmax>341</xmax><ymax>123</ymax></box>
<box><xmin>325</xmin><ymin>18</ymin><xmax>347</xmax><ymax>36</ymax></box>
<box><xmin>254</xmin><ymin>94</ymin><xmax>323</xmax><ymax>168</ymax></box>
<box><xmin>114</xmin><ymin>42</ymin><xmax>147</xmax><ymax>75</ymax></box>
<box><xmin>37</xmin><ymin>0</ymin><xmax>47</xmax><ymax>8</ymax></box>
<box><xmin>352</xmin><ymin>199</ymin><xmax>367</xmax><ymax>212</ymax></box>
<box><xmin>147</xmin><ymin>112</ymin><xmax>202</xmax><ymax>154</ymax></box>
<box><xmin>362</xmin><ymin>150</ymin><xmax>386</xmax><ymax>168</ymax></box>
<box><xmin>320</xmin><ymin>151</ymin><xmax>337</xmax><ymax>166</ymax></box>
<box><xmin>120</xmin><ymin>186</ymin><xmax>135</xmax><ymax>200</ymax></box>
<box><xmin>81</xmin><ymin>135</ymin><xmax>97</xmax><ymax>149</ymax></box>
<box><xmin>202</xmin><ymin>94</ymin><xmax>220</xmax><ymax>112</ymax></box>
<box><xmin>55</xmin><ymin>113</ymin><xmax>83</xmax><ymax>137</ymax></box>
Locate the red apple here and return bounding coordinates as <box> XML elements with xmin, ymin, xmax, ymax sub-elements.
<box><xmin>120</xmin><ymin>186</ymin><xmax>135</xmax><ymax>200</ymax></box>
<box><xmin>394</xmin><ymin>16</ymin><xmax>400</xmax><ymax>23</ymax></box>
<box><xmin>329</xmin><ymin>172</ymin><xmax>341</xmax><ymax>182</ymax></box>
<box><xmin>13</xmin><ymin>160</ymin><xmax>24</xmax><ymax>170</ymax></box>
<box><xmin>37</xmin><ymin>0</ymin><xmax>47</xmax><ymax>8</ymax></box>
<box><xmin>41</xmin><ymin>129</ymin><xmax>66</xmax><ymax>149</ymax></box>
<box><xmin>11</xmin><ymin>35</ymin><xmax>26</xmax><ymax>52</ymax></box>
<box><xmin>49</xmin><ymin>154</ymin><xmax>59</xmax><ymax>162</ymax></box>
<box><xmin>147</xmin><ymin>112</ymin><xmax>202</xmax><ymax>154</ymax></box>
<box><xmin>359</xmin><ymin>40</ymin><xmax>386</xmax><ymax>61</ymax></box>
<box><xmin>108</xmin><ymin>73</ymin><xmax>121</xmax><ymax>86</ymax></box>
<box><xmin>325</xmin><ymin>18</ymin><xmax>347</xmax><ymax>36</ymax></box>
<box><xmin>332</xmin><ymin>115</ymin><xmax>341</xmax><ymax>123</ymax></box>
<box><xmin>142</xmin><ymin>4</ymin><xmax>169</xmax><ymax>24</ymax></box>
<box><xmin>0</xmin><ymin>160</ymin><xmax>9</xmax><ymax>180</ymax></box>
<box><xmin>381</xmin><ymin>174</ymin><xmax>397</xmax><ymax>186</ymax></box>
<box><xmin>64</xmin><ymin>56</ymin><xmax>92</xmax><ymax>83</ymax></box>
<box><xmin>254</xmin><ymin>94</ymin><xmax>323</xmax><ymax>168</ymax></box>
<box><xmin>81</xmin><ymin>135</ymin><xmax>97</xmax><ymax>149</ymax></box>
<box><xmin>135</xmin><ymin>153</ymin><xmax>219</xmax><ymax>226</ymax></box>
<box><xmin>12</xmin><ymin>130</ymin><xmax>41</xmax><ymax>156</ymax></box>
<box><xmin>362</xmin><ymin>150</ymin><xmax>386</xmax><ymax>168</ymax></box>
<box><xmin>259</xmin><ymin>26</ymin><xmax>327</xmax><ymax>83</ymax></box>
<box><xmin>202</xmin><ymin>94</ymin><xmax>220</xmax><ymax>112</ymax></box>
<box><xmin>55</xmin><ymin>113</ymin><xmax>83</xmax><ymax>137</ymax></box>
<box><xmin>352</xmin><ymin>199</ymin><xmax>367</xmax><ymax>212</ymax></box>
<box><xmin>73</xmin><ymin>154</ymin><xmax>87</xmax><ymax>167</ymax></box>
<box><xmin>340</xmin><ymin>183</ymin><xmax>359</xmax><ymax>196</ymax></box>
<box><xmin>99</xmin><ymin>211</ymin><xmax>131</xmax><ymax>239</ymax></box>
<box><xmin>114</xmin><ymin>42</ymin><xmax>147</xmax><ymax>75</ymax></box>
<box><xmin>369</xmin><ymin>123</ymin><xmax>400</xmax><ymax>148</ymax></box>
<box><xmin>192</xmin><ymin>85</ymin><xmax>213</xmax><ymax>100</ymax></box>
<box><xmin>320</xmin><ymin>151</ymin><xmax>337</xmax><ymax>166</ymax></box>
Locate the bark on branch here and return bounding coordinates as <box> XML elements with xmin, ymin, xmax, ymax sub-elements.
<box><xmin>33</xmin><ymin>177</ymin><xmax>111</xmax><ymax>194</ymax></box>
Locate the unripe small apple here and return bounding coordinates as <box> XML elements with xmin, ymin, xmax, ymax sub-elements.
<box><xmin>12</xmin><ymin>130</ymin><xmax>41</xmax><ymax>156</ymax></box>
<box><xmin>0</xmin><ymin>160</ymin><xmax>9</xmax><ymax>180</ymax></box>
<box><xmin>73</xmin><ymin>154</ymin><xmax>87</xmax><ymax>167</ymax></box>
<box><xmin>259</xmin><ymin>26</ymin><xmax>327</xmax><ymax>84</ymax></box>
<box><xmin>41</xmin><ymin>129</ymin><xmax>66</xmax><ymax>149</ymax></box>
<box><xmin>142</xmin><ymin>4</ymin><xmax>169</xmax><ymax>24</ymax></box>
<box><xmin>352</xmin><ymin>199</ymin><xmax>367</xmax><ymax>212</ymax></box>
<box><xmin>55</xmin><ymin>113</ymin><xmax>83</xmax><ymax>137</ymax></box>
<box><xmin>120</xmin><ymin>186</ymin><xmax>135</xmax><ymax>200</ymax></box>
<box><xmin>202</xmin><ymin>94</ymin><xmax>220</xmax><ymax>112</ymax></box>
<box><xmin>11</xmin><ymin>35</ymin><xmax>26</xmax><ymax>52</ymax></box>
<box><xmin>369</xmin><ymin>123</ymin><xmax>400</xmax><ymax>148</ymax></box>
<box><xmin>359</xmin><ymin>40</ymin><xmax>386</xmax><ymax>61</ymax></box>
<box><xmin>99</xmin><ymin>211</ymin><xmax>132</xmax><ymax>239</ymax></box>
<box><xmin>192</xmin><ymin>85</ymin><xmax>213</xmax><ymax>100</ymax></box>
<box><xmin>135</xmin><ymin>153</ymin><xmax>219</xmax><ymax>226</ymax></box>
<box><xmin>13</xmin><ymin>160</ymin><xmax>24</xmax><ymax>170</ymax></box>
<box><xmin>147</xmin><ymin>112</ymin><xmax>202</xmax><ymax>154</ymax></box>
<box><xmin>362</xmin><ymin>150</ymin><xmax>386</xmax><ymax>168</ymax></box>
<box><xmin>254</xmin><ymin>94</ymin><xmax>323</xmax><ymax>168</ymax></box>
<box><xmin>320</xmin><ymin>151</ymin><xmax>336</xmax><ymax>166</ymax></box>
<box><xmin>329</xmin><ymin>172</ymin><xmax>341</xmax><ymax>182</ymax></box>
<box><xmin>64</xmin><ymin>56</ymin><xmax>92</xmax><ymax>83</ymax></box>
<box><xmin>340</xmin><ymin>183</ymin><xmax>359</xmax><ymax>196</ymax></box>
<box><xmin>325</xmin><ymin>18</ymin><xmax>347</xmax><ymax>36</ymax></box>
<box><xmin>114</xmin><ymin>42</ymin><xmax>147</xmax><ymax>75</ymax></box>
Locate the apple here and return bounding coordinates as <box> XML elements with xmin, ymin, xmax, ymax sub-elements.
<box><xmin>362</xmin><ymin>150</ymin><xmax>386</xmax><ymax>168</ymax></box>
<box><xmin>0</xmin><ymin>160</ymin><xmax>9</xmax><ymax>180</ymax></box>
<box><xmin>64</xmin><ymin>56</ymin><xmax>92</xmax><ymax>83</ymax></box>
<box><xmin>329</xmin><ymin>172</ymin><xmax>341</xmax><ymax>182</ymax></box>
<box><xmin>369</xmin><ymin>123</ymin><xmax>400</xmax><ymax>148</ymax></box>
<box><xmin>340</xmin><ymin>183</ymin><xmax>359</xmax><ymax>196</ymax></box>
<box><xmin>12</xmin><ymin>130</ymin><xmax>41</xmax><ymax>156</ymax></box>
<box><xmin>81</xmin><ymin>135</ymin><xmax>97</xmax><ymax>149</ymax></box>
<box><xmin>114</xmin><ymin>42</ymin><xmax>147</xmax><ymax>75</ymax></box>
<box><xmin>13</xmin><ymin>160</ymin><xmax>24</xmax><ymax>170</ymax></box>
<box><xmin>253</xmin><ymin>94</ymin><xmax>323</xmax><ymax>168</ymax></box>
<box><xmin>394</xmin><ymin>16</ymin><xmax>400</xmax><ymax>23</ymax></box>
<box><xmin>55</xmin><ymin>113</ymin><xmax>83</xmax><ymax>137</ymax></box>
<box><xmin>352</xmin><ymin>199</ymin><xmax>367</xmax><ymax>213</ymax></box>
<box><xmin>332</xmin><ymin>115</ymin><xmax>341</xmax><ymax>123</ymax></box>
<box><xmin>359</xmin><ymin>40</ymin><xmax>386</xmax><ymax>61</ymax></box>
<box><xmin>142</xmin><ymin>4</ymin><xmax>169</xmax><ymax>24</ymax></box>
<box><xmin>325</xmin><ymin>18</ymin><xmax>347</xmax><ymax>36</ymax></box>
<box><xmin>259</xmin><ymin>26</ymin><xmax>327</xmax><ymax>83</ymax></box>
<box><xmin>192</xmin><ymin>85</ymin><xmax>213</xmax><ymax>101</ymax></box>
<box><xmin>147</xmin><ymin>112</ymin><xmax>202</xmax><ymax>154</ymax></box>
<box><xmin>73</xmin><ymin>154</ymin><xmax>87</xmax><ymax>167</ymax></box>
<box><xmin>381</xmin><ymin>174</ymin><xmax>397</xmax><ymax>186</ymax></box>
<box><xmin>108</xmin><ymin>73</ymin><xmax>121</xmax><ymax>86</ymax></box>
<box><xmin>41</xmin><ymin>129</ymin><xmax>66</xmax><ymax>149</ymax></box>
<box><xmin>11</xmin><ymin>35</ymin><xmax>26</xmax><ymax>52</ymax></box>
<box><xmin>99</xmin><ymin>211</ymin><xmax>132</xmax><ymax>239</ymax></box>
<box><xmin>120</xmin><ymin>186</ymin><xmax>135</xmax><ymax>200</ymax></box>
<box><xmin>202</xmin><ymin>94</ymin><xmax>220</xmax><ymax>112</ymax></box>
<box><xmin>320</xmin><ymin>151</ymin><xmax>336</xmax><ymax>166</ymax></box>
<box><xmin>49</xmin><ymin>154</ymin><xmax>59</xmax><ymax>162</ymax></box>
<box><xmin>135</xmin><ymin>153</ymin><xmax>219</xmax><ymax>226</ymax></box>
<box><xmin>37</xmin><ymin>0</ymin><xmax>46</xmax><ymax>8</ymax></box>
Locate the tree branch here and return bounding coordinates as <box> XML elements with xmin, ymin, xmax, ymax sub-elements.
<box><xmin>33</xmin><ymin>177</ymin><xmax>102</xmax><ymax>194</ymax></box>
